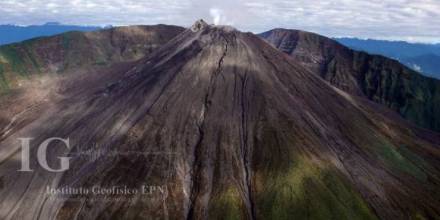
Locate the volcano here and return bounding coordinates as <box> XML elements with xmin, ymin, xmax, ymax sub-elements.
<box><xmin>0</xmin><ymin>20</ymin><xmax>439</xmax><ymax>220</ymax></box>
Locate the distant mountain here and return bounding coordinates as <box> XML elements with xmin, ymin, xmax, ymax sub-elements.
<box><xmin>260</xmin><ymin>29</ymin><xmax>440</xmax><ymax>132</ymax></box>
<box><xmin>335</xmin><ymin>38</ymin><xmax>440</xmax><ymax>79</ymax></box>
<box><xmin>402</xmin><ymin>54</ymin><xmax>440</xmax><ymax>78</ymax></box>
<box><xmin>0</xmin><ymin>22</ymin><xmax>102</xmax><ymax>45</ymax></box>
<box><xmin>335</xmin><ymin>38</ymin><xmax>440</xmax><ymax>58</ymax></box>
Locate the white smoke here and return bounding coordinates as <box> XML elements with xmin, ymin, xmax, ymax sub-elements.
<box><xmin>209</xmin><ymin>8</ymin><xmax>225</xmax><ymax>25</ymax></box>
<box><xmin>184</xmin><ymin>1</ymin><xmax>252</xmax><ymax>28</ymax></box>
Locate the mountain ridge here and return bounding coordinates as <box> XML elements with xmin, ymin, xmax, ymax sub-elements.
<box><xmin>335</xmin><ymin>37</ymin><xmax>440</xmax><ymax>78</ymax></box>
<box><xmin>0</xmin><ymin>24</ymin><xmax>185</xmax><ymax>91</ymax></box>
<box><xmin>260</xmin><ymin>29</ymin><xmax>440</xmax><ymax>132</ymax></box>
<box><xmin>0</xmin><ymin>23</ymin><xmax>102</xmax><ymax>45</ymax></box>
<box><xmin>335</xmin><ymin>37</ymin><xmax>440</xmax><ymax>57</ymax></box>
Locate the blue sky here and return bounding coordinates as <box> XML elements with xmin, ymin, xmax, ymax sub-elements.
<box><xmin>1</xmin><ymin>0</ymin><xmax>439</xmax><ymax>43</ymax></box>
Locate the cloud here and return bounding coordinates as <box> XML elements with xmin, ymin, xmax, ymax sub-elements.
<box><xmin>0</xmin><ymin>0</ymin><xmax>439</xmax><ymax>43</ymax></box>
<box><xmin>240</xmin><ymin>0</ymin><xmax>440</xmax><ymax>43</ymax></box>
<box><xmin>0</xmin><ymin>0</ymin><xmax>189</xmax><ymax>26</ymax></box>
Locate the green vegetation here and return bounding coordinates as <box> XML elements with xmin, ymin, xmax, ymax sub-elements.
<box><xmin>0</xmin><ymin>42</ymin><xmax>41</xmax><ymax>91</ymax></box>
<box><xmin>354</xmin><ymin>52</ymin><xmax>440</xmax><ymax>132</ymax></box>
<box><xmin>209</xmin><ymin>186</ymin><xmax>245</xmax><ymax>220</ymax></box>
<box><xmin>61</xmin><ymin>32</ymin><xmax>93</xmax><ymax>71</ymax></box>
<box><xmin>371</xmin><ymin>139</ymin><xmax>427</xmax><ymax>181</ymax></box>
<box><xmin>0</xmin><ymin>45</ymin><xmax>26</xmax><ymax>74</ymax></box>
<box><xmin>60</xmin><ymin>33</ymin><xmax>72</xmax><ymax>72</ymax></box>
<box><xmin>22</xmin><ymin>42</ymin><xmax>41</xmax><ymax>73</ymax></box>
<box><xmin>398</xmin><ymin>145</ymin><xmax>434</xmax><ymax>174</ymax></box>
<box><xmin>414</xmin><ymin>212</ymin><xmax>428</xmax><ymax>220</ymax></box>
<box><xmin>62</xmin><ymin>33</ymin><xmax>71</xmax><ymax>50</ymax></box>
<box><xmin>0</xmin><ymin>64</ymin><xmax>8</xmax><ymax>90</ymax></box>
<box><xmin>94</xmin><ymin>57</ymin><xmax>108</xmax><ymax>66</ymax></box>
<box><xmin>256</xmin><ymin>157</ymin><xmax>378</xmax><ymax>220</ymax></box>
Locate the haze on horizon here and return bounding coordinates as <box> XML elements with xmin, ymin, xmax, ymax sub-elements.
<box><xmin>1</xmin><ymin>0</ymin><xmax>439</xmax><ymax>43</ymax></box>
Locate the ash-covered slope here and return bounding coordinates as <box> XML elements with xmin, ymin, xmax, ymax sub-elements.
<box><xmin>0</xmin><ymin>25</ymin><xmax>184</xmax><ymax>91</ymax></box>
<box><xmin>0</xmin><ymin>20</ymin><xmax>439</xmax><ymax>220</ymax></box>
<box><xmin>260</xmin><ymin>29</ymin><xmax>440</xmax><ymax>132</ymax></box>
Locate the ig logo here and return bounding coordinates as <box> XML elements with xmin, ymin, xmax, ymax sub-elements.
<box><xmin>18</xmin><ymin>137</ymin><xmax>71</xmax><ymax>172</ymax></box>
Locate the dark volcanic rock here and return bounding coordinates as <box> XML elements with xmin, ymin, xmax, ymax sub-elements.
<box><xmin>0</xmin><ymin>23</ymin><xmax>439</xmax><ymax>220</ymax></box>
<box><xmin>260</xmin><ymin>29</ymin><xmax>440</xmax><ymax>132</ymax></box>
